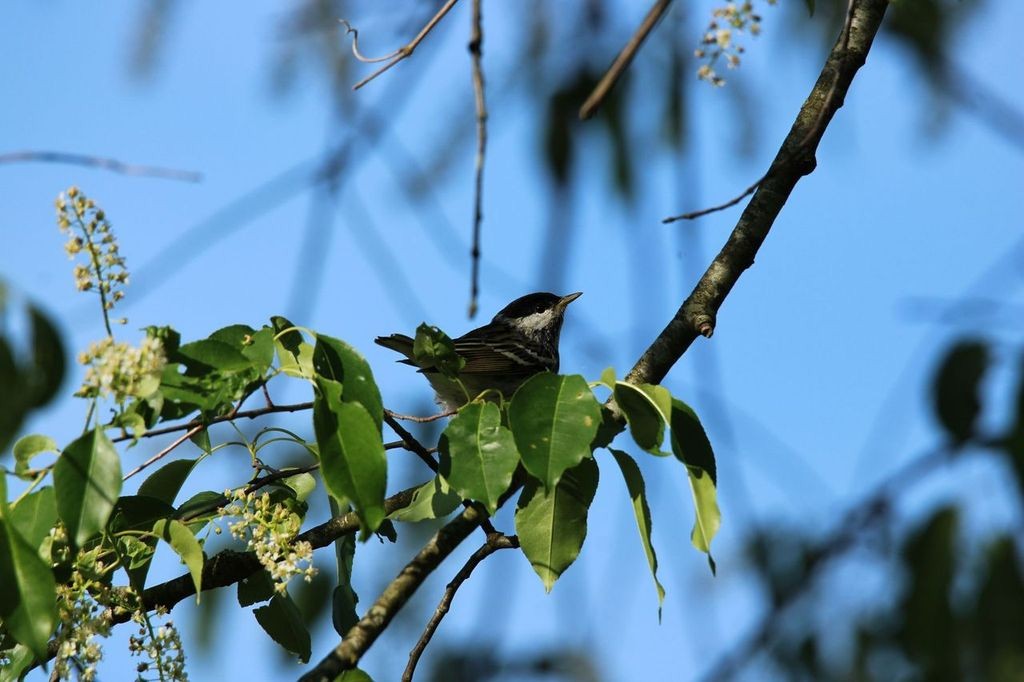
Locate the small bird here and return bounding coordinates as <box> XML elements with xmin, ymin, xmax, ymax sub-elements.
<box><xmin>375</xmin><ymin>291</ymin><xmax>582</xmax><ymax>410</ymax></box>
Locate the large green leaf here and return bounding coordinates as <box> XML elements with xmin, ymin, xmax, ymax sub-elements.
<box><xmin>0</xmin><ymin>476</ymin><xmax>56</xmax><ymax>661</ymax></box>
<box><xmin>670</xmin><ymin>399</ymin><xmax>720</xmax><ymax>572</ymax></box>
<box><xmin>153</xmin><ymin>519</ymin><xmax>204</xmax><ymax>600</ymax></box>
<box><xmin>25</xmin><ymin>305</ymin><xmax>65</xmax><ymax>409</ymax></box>
<box><xmin>175</xmin><ymin>338</ymin><xmax>253</xmax><ymax>374</ymax></box>
<box><xmin>609</xmin><ymin>449</ymin><xmax>665</xmax><ymax>615</ymax></box>
<box><xmin>237</xmin><ymin>569</ymin><xmax>275</xmax><ymax>607</ymax></box>
<box><xmin>508</xmin><ymin>374</ymin><xmax>602</xmax><ymax>489</ymax></box>
<box><xmin>53</xmin><ymin>428</ymin><xmax>122</xmax><ymax>547</ymax></box>
<box><xmin>388</xmin><ymin>476</ymin><xmax>461</xmax><ymax>523</ymax></box>
<box><xmin>515</xmin><ymin>457</ymin><xmax>599</xmax><ymax>592</ymax></box>
<box><xmin>254</xmin><ymin>594</ymin><xmax>311</xmax><ymax>663</ymax></box>
<box><xmin>8</xmin><ymin>486</ymin><xmax>57</xmax><ymax>550</ymax></box>
<box><xmin>313</xmin><ymin>333</ymin><xmax>384</xmax><ymax>432</ymax></box>
<box><xmin>439</xmin><ymin>402</ymin><xmax>520</xmax><ymax>514</ymax></box>
<box><xmin>209</xmin><ymin>324</ymin><xmax>275</xmax><ymax>374</ymax></box>
<box><xmin>138</xmin><ymin>458</ymin><xmax>200</xmax><ymax>506</ymax></box>
<box><xmin>313</xmin><ymin>380</ymin><xmax>387</xmax><ymax>533</ymax></box>
<box><xmin>614</xmin><ymin>382</ymin><xmax>672</xmax><ymax>454</ymax></box>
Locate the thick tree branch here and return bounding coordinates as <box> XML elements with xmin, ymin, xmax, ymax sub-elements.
<box><xmin>299</xmin><ymin>504</ymin><xmax>488</xmax><ymax>681</ymax></box>
<box><xmin>402</xmin><ymin>533</ymin><xmax>519</xmax><ymax>682</ymax></box>
<box><xmin>627</xmin><ymin>0</ymin><xmax>890</xmax><ymax>386</ymax></box>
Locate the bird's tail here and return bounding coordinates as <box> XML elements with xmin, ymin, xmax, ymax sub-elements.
<box><xmin>374</xmin><ymin>334</ymin><xmax>418</xmax><ymax>366</ymax></box>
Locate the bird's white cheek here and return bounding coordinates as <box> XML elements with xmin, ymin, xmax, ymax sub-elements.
<box><xmin>515</xmin><ymin>310</ymin><xmax>556</xmax><ymax>334</ymax></box>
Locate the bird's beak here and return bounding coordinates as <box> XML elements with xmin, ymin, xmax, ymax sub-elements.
<box><xmin>558</xmin><ymin>292</ymin><xmax>583</xmax><ymax>310</ymax></box>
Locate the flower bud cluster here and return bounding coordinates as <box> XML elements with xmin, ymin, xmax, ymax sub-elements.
<box><xmin>76</xmin><ymin>333</ymin><xmax>166</xmax><ymax>402</ymax></box>
<box><xmin>53</xmin><ymin>551</ymin><xmax>116</xmax><ymax>681</ymax></box>
<box><xmin>695</xmin><ymin>1</ymin><xmax>772</xmax><ymax>86</ymax></box>
<box><xmin>219</xmin><ymin>489</ymin><xmax>317</xmax><ymax>594</ymax></box>
<box><xmin>55</xmin><ymin>186</ymin><xmax>129</xmax><ymax>314</ymax></box>
<box><xmin>128</xmin><ymin>607</ymin><xmax>188</xmax><ymax>681</ymax></box>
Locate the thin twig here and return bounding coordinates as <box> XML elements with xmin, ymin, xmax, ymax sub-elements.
<box><xmin>467</xmin><ymin>0</ymin><xmax>487</xmax><ymax>319</ymax></box>
<box><xmin>383</xmin><ymin>412</ymin><xmax>440</xmax><ymax>473</ymax></box>
<box><xmin>663</xmin><ymin>0</ymin><xmax>857</xmax><ymax>224</ymax></box>
<box><xmin>123</xmin><ymin>424</ymin><xmax>204</xmax><ymax>481</ymax></box>
<box><xmin>385</xmin><ymin>408</ymin><xmax>456</xmax><ymax>423</ymax></box>
<box><xmin>111</xmin><ymin>401</ymin><xmax>314</xmax><ymax>444</ymax></box>
<box><xmin>630</xmin><ymin>0</ymin><xmax>891</xmax><ymax>385</ymax></box>
<box><xmin>403</xmin><ymin>533</ymin><xmax>519</xmax><ymax>682</ymax></box>
<box><xmin>579</xmin><ymin>0</ymin><xmax>674</xmax><ymax>120</ymax></box>
<box><xmin>0</xmin><ymin>150</ymin><xmax>201</xmax><ymax>182</ymax></box>
<box><xmin>343</xmin><ymin>0</ymin><xmax>461</xmax><ymax>91</ymax></box>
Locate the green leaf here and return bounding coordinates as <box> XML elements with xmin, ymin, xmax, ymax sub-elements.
<box><xmin>139</xmin><ymin>458</ymin><xmax>199</xmax><ymax>505</ymax></box>
<box><xmin>439</xmin><ymin>402</ymin><xmax>520</xmax><ymax>514</ymax></box>
<box><xmin>0</xmin><ymin>518</ymin><xmax>57</xmax><ymax>660</ymax></box>
<box><xmin>609</xmin><ymin>449</ymin><xmax>665</xmax><ymax>615</ymax></box>
<box><xmin>272</xmin><ymin>316</ymin><xmax>314</xmax><ymax>379</ymax></box>
<box><xmin>933</xmin><ymin>341</ymin><xmax>988</xmax><ymax>445</ymax></box>
<box><xmin>330</xmin><ymin>499</ymin><xmax>359</xmax><ymax>637</ymax></box>
<box><xmin>508</xmin><ymin>374</ymin><xmax>602</xmax><ymax>490</ymax></box>
<box><xmin>175</xmin><ymin>338</ymin><xmax>253</xmax><ymax>374</ymax></box>
<box><xmin>53</xmin><ymin>428</ymin><xmax>122</xmax><ymax>547</ymax></box>
<box><xmin>413</xmin><ymin>323</ymin><xmax>465</xmax><ymax>379</ymax></box>
<box><xmin>598</xmin><ymin>366</ymin><xmax>617</xmax><ymax>390</ymax></box>
<box><xmin>25</xmin><ymin>305</ymin><xmax>65</xmax><ymax>409</ymax></box>
<box><xmin>669</xmin><ymin>399</ymin><xmax>720</xmax><ymax>572</ymax></box>
<box><xmin>0</xmin><ymin>643</ymin><xmax>35</xmax><ymax>682</ymax></box>
<box><xmin>254</xmin><ymin>594</ymin><xmax>311</xmax><ymax>663</ymax></box>
<box><xmin>238</xmin><ymin>569</ymin><xmax>276</xmax><ymax>607</ymax></box>
<box><xmin>153</xmin><ymin>519</ymin><xmax>204</xmax><ymax>600</ymax></box>
<box><xmin>209</xmin><ymin>324</ymin><xmax>275</xmax><ymax>374</ymax></box>
<box><xmin>614</xmin><ymin>382</ymin><xmax>672</xmax><ymax>454</ymax></box>
<box><xmin>0</xmin><ymin>473</ymin><xmax>56</xmax><ymax>661</ymax></box>
<box><xmin>9</xmin><ymin>486</ymin><xmax>57</xmax><ymax>550</ymax></box>
<box><xmin>175</xmin><ymin>490</ymin><xmax>225</xmax><ymax>522</ymax></box>
<box><xmin>13</xmin><ymin>433</ymin><xmax>58</xmax><ymax>476</ymax></box>
<box><xmin>313</xmin><ymin>334</ymin><xmax>384</xmax><ymax>432</ymax></box>
<box><xmin>313</xmin><ymin>381</ymin><xmax>387</xmax><ymax>533</ymax></box>
<box><xmin>0</xmin><ymin>337</ymin><xmax>26</xmax><ymax>452</ymax></box>
<box><xmin>282</xmin><ymin>471</ymin><xmax>317</xmax><ymax>503</ymax></box>
<box><xmin>515</xmin><ymin>457</ymin><xmax>599</xmax><ymax>592</ymax></box>
<box><xmin>336</xmin><ymin>669</ymin><xmax>374</xmax><ymax>682</ymax></box>
<box><xmin>389</xmin><ymin>477</ymin><xmax>461</xmax><ymax>523</ymax></box>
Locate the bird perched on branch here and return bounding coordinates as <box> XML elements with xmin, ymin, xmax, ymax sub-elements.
<box><xmin>375</xmin><ymin>291</ymin><xmax>582</xmax><ymax>410</ymax></box>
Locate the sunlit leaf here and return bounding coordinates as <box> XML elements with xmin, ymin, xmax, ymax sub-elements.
<box><xmin>509</xmin><ymin>374</ymin><xmax>602</xmax><ymax>490</ymax></box>
<box><xmin>389</xmin><ymin>476</ymin><xmax>461</xmax><ymax>523</ymax></box>
<box><xmin>12</xmin><ymin>433</ymin><xmax>58</xmax><ymax>476</ymax></box>
<box><xmin>515</xmin><ymin>457</ymin><xmax>599</xmax><ymax>591</ymax></box>
<box><xmin>153</xmin><ymin>519</ymin><xmax>204</xmax><ymax>600</ymax></box>
<box><xmin>614</xmin><ymin>382</ymin><xmax>672</xmax><ymax>454</ymax></box>
<box><xmin>439</xmin><ymin>401</ymin><xmax>519</xmax><ymax>514</ymax></box>
<box><xmin>609</xmin><ymin>449</ymin><xmax>665</xmax><ymax>615</ymax></box>
<box><xmin>313</xmin><ymin>333</ymin><xmax>384</xmax><ymax>431</ymax></box>
<box><xmin>313</xmin><ymin>380</ymin><xmax>386</xmax><ymax>533</ymax></box>
<box><xmin>413</xmin><ymin>324</ymin><xmax>465</xmax><ymax>379</ymax></box>
<box><xmin>670</xmin><ymin>399</ymin><xmax>720</xmax><ymax>572</ymax></box>
<box><xmin>9</xmin><ymin>486</ymin><xmax>57</xmax><ymax>550</ymax></box>
<box><xmin>53</xmin><ymin>428</ymin><xmax>122</xmax><ymax>547</ymax></box>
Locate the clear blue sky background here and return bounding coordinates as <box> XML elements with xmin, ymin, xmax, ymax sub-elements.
<box><xmin>3</xmin><ymin>1</ymin><xmax>1023</xmax><ymax>680</ymax></box>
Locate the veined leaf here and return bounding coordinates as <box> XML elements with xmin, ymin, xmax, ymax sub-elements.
<box><xmin>509</xmin><ymin>374</ymin><xmax>602</xmax><ymax>489</ymax></box>
<box><xmin>413</xmin><ymin>324</ymin><xmax>465</xmax><ymax>379</ymax></box>
<box><xmin>313</xmin><ymin>333</ymin><xmax>384</xmax><ymax>432</ymax></box>
<box><xmin>389</xmin><ymin>476</ymin><xmax>461</xmax><ymax>523</ymax></box>
<box><xmin>670</xmin><ymin>399</ymin><xmax>720</xmax><ymax>573</ymax></box>
<box><xmin>439</xmin><ymin>402</ymin><xmax>519</xmax><ymax>514</ymax></box>
<box><xmin>53</xmin><ymin>428</ymin><xmax>122</xmax><ymax>547</ymax></box>
<box><xmin>313</xmin><ymin>380</ymin><xmax>386</xmax><ymax>533</ymax></box>
<box><xmin>272</xmin><ymin>316</ymin><xmax>314</xmax><ymax>379</ymax></box>
<box><xmin>609</xmin><ymin>449</ymin><xmax>665</xmax><ymax>615</ymax></box>
<box><xmin>153</xmin><ymin>519</ymin><xmax>204</xmax><ymax>600</ymax></box>
<box><xmin>614</xmin><ymin>382</ymin><xmax>672</xmax><ymax>454</ymax></box>
<box><xmin>254</xmin><ymin>594</ymin><xmax>311</xmax><ymax>663</ymax></box>
<box><xmin>515</xmin><ymin>457</ymin><xmax>599</xmax><ymax>592</ymax></box>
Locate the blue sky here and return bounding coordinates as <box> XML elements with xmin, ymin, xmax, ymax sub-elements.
<box><xmin>3</xmin><ymin>1</ymin><xmax>1023</xmax><ymax>680</ymax></box>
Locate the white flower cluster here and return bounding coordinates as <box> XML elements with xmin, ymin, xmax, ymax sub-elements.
<box><xmin>76</xmin><ymin>334</ymin><xmax>166</xmax><ymax>402</ymax></box>
<box><xmin>129</xmin><ymin>607</ymin><xmax>188</xmax><ymax>682</ymax></box>
<box><xmin>53</xmin><ymin>566</ymin><xmax>114</xmax><ymax>681</ymax></box>
<box><xmin>695</xmin><ymin>0</ymin><xmax>773</xmax><ymax>86</ymax></box>
<box><xmin>219</xmin><ymin>489</ymin><xmax>317</xmax><ymax>594</ymax></box>
<box><xmin>56</xmin><ymin>186</ymin><xmax>129</xmax><ymax>311</ymax></box>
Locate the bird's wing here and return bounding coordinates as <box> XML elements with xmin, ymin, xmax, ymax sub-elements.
<box><xmin>454</xmin><ymin>323</ymin><xmax>554</xmax><ymax>375</ymax></box>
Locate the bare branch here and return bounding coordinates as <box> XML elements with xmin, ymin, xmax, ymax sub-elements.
<box><xmin>579</xmin><ymin>0</ymin><xmax>674</xmax><ymax>121</ymax></box>
<box><xmin>343</xmin><ymin>0</ymin><xmax>461</xmax><ymax>91</ymax></box>
<box><xmin>299</xmin><ymin>504</ymin><xmax>488</xmax><ymax>681</ymax></box>
<box><xmin>467</xmin><ymin>0</ymin><xmax>488</xmax><ymax>318</ymax></box>
<box><xmin>628</xmin><ymin>0</ymin><xmax>891</xmax><ymax>386</ymax></box>
<box><xmin>383</xmin><ymin>411</ymin><xmax>440</xmax><ymax>473</ymax></box>
<box><xmin>662</xmin><ymin>173</ymin><xmax>763</xmax><ymax>223</ymax></box>
<box><xmin>0</xmin><ymin>150</ymin><xmax>202</xmax><ymax>182</ymax></box>
<box><xmin>403</xmin><ymin>534</ymin><xmax>519</xmax><ymax>682</ymax></box>
<box><xmin>385</xmin><ymin>408</ymin><xmax>456</xmax><ymax>423</ymax></box>
<box><xmin>122</xmin><ymin>424</ymin><xmax>204</xmax><ymax>480</ymax></box>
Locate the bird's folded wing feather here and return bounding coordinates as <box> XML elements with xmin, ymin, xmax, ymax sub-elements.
<box><xmin>454</xmin><ymin>324</ymin><xmax>553</xmax><ymax>375</ymax></box>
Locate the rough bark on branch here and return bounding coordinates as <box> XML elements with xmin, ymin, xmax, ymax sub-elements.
<box><xmin>627</xmin><ymin>0</ymin><xmax>890</xmax><ymax>386</ymax></box>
